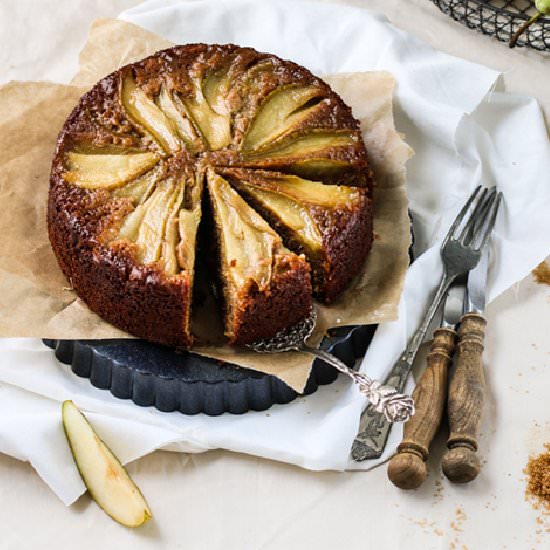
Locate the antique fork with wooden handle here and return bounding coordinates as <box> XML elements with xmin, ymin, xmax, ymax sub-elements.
<box><xmin>352</xmin><ymin>186</ymin><xmax>502</xmax><ymax>461</ymax></box>
<box><xmin>386</xmin><ymin>283</ymin><xmax>465</xmax><ymax>489</ymax></box>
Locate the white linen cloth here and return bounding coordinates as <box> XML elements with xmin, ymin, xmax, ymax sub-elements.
<box><xmin>1</xmin><ymin>0</ymin><xmax>549</xmax><ymax>504</ymax></box>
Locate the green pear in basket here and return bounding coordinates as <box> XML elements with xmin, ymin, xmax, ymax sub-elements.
<box><xmin>510</xmin><ymin>0</ymin><xmax>550</xmax><ymax>48</ymax></box>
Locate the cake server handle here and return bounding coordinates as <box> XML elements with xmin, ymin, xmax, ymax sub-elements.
<box><xmin>301</xmin><ymin>345</ymin><xmax>415</xmax><ymax>423</ymax></box>
<box><xmin>351</xmin><ymin>275</ymin><xmax>452</xmax><ymax>461</ymax></box>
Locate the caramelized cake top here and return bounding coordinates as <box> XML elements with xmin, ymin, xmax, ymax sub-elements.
<box><xmin>48</xmin><ymin>44</ymin><xmax>373</xmax><ymax>346</ymax></box>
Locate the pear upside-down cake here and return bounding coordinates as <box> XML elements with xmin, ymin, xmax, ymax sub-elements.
<box><xmin>48</xmin><ymin>44</ymin><xmax>374</xmax><ymax>347</ymax></box>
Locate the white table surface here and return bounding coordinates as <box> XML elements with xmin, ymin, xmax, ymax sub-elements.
<box><xmin>1</xmin><ymin>1</ymin><xmax>550</xmax><ymax>548</ymax></box>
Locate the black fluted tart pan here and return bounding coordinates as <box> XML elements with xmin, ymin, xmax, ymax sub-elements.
<box><xmin>43</xmin><ymin>324</ymin><xmax>376</xmax><ymax>416</ymax></box>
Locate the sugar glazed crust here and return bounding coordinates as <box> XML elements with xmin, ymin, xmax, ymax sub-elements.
<box><xmin>48</xmin><ymin>44</ymin><xmax>374</xmax><ymax>347</ymax></box>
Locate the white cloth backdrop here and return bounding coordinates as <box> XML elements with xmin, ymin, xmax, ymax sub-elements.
<box><xmin>1</xmin><ymin>0</ymin><xmax>550</xmax><ymax>505</ymax></box>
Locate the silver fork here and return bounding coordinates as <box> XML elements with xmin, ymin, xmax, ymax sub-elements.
<box><xmin>351</xmin><ymin>185</ymin><xmax>502</xmax><ymax>461</ymax></box>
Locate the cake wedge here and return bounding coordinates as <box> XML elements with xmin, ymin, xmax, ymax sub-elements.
<box><xmin>206</xmin><ymin>169</ymin><xmax>312</xmax><ymax>344</ymax></box>
<box><xmin>221</xmin><ymin>169</ymin><xmax>372</xmax><ymax>302</ymax></box>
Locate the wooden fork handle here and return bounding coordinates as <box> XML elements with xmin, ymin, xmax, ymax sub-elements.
<box><xmin>387</xmin><ymin>328</ymin><xmax>455</xmax><ymax>489</ymax></box>
<box><xmin>442</xmin><ymin>312</ymin><xmax>486</xmax><ymax>483</ymax></box>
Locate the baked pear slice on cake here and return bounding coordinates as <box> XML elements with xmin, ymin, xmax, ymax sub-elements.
<box><xmin>241</xmin><ymin>84</ymin><xmax>327</xmax><ymax>151</ymax></box>
<box><xmin>63</xmin><ymin>151</ymin><xmax>161</xmax><ymax>189</ymax></box>
<box><xmin>206</xmin><ymin>168</ymin><xmax>312</xmax><ymax>344</ymax></box>
<box><xmin>181</xmin><ymin>59</ymin><xmax>233</xmax><ymax>150</ymax></box>
<box><xmin>238</xmin><ymin>129</ymin><xmax>370</xmax><ymax>188</ymax></box>
<box><xmin>121</xmin><ymin>73</ymin><xmax>183</xmax><ymax>155</ymax></box>
<box><xmin>222</xmin><ymin>169</ymin><xmax>373</xmax><ymax>302</ymax></box>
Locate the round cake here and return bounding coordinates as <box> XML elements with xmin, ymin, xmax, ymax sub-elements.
<box><xmin>48</xmin><ymin>44</ymin><xmax>374</xmax><ymax>348</ymax></box>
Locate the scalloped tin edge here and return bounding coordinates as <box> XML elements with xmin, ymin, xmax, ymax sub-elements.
<box><xmin>43</xmin><ymin>324</ymin><xmax>375</xmax><ymax>416</ymax></box>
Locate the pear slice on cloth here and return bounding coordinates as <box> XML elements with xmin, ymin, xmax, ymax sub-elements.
<box><xmin>61</xmin><ymin>400</ymin><xmax>152</xmax><ymax>528</ymax></box>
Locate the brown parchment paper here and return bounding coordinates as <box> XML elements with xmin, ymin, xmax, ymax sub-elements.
<box><xmin>0</xmin><ymin>19</ymin><xmax>412</xmax><ymax>393</ymax></box>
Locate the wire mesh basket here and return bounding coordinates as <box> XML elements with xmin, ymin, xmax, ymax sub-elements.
<box><xmin>431</xmin><ymin>1</ymin><xmax>550</xmax><ymax>50</ymax></box>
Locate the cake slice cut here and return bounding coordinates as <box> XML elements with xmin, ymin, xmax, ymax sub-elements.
<box><xmin>222</xmin><ymin>169</ymin><xmax>373</xmax><ymax>302</ymax></box>
<box><xmin>206</xmin><ymin>168</ymin><xmax>312</xmax><ymax>344</ymax></box>
<box><xmin>95</xmin><ymin>168</ymin><xmax>203</xmax><ymax>347</ymax></box>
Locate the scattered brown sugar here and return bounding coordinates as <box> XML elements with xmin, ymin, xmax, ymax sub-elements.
<box><xmin>525</xmin><ymin>444</ymin><xmax>550</xmax><ymax>511</ymax></box>
<box><xmin>532</xmin><ymin>261</ymin><xmax>550</xmax><ymax>286</ymax></box>
<box><xmin>449</xmin><ymin>506</ymin><xmax>468</xmax><ymax>548</ymax></box>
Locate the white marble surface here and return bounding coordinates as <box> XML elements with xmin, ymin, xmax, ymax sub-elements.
<box><xmin>1</xmin><ymin>1</ymin><xmax>550</xmax><ymax>548</ymax></box>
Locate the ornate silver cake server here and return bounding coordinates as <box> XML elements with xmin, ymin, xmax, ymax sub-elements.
<box><xmin>247</xmin><ymin>308</ymin><xmax>415</xmax><ymax>423</ymax></box>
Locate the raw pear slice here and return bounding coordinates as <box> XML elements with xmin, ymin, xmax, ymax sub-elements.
<box><xmin>61</xmin><ymin>400</ymin><xmax>152</xmax><ymax>528</ymax></box>
<box><xmin>63</xmin><ymin>152</ymin><xmax>160</xmax><ymax>189</ymax></box>
<box><xmin>121</xmin><ymin>74</ymin><xmax>182</xmax><ymax>154</ymax></box>
<box><xmin>242</xmin><ymin>85</ymin><xmax>325</xmax><ymax>150</ymax></box>
<box><xmin>244</xmin><ymin>131</ymin><xmax>356</xmax><ymax>159</ymax></box>
<box><xmin>183</xmin><ymin>73</ymin><xmax>231</xmax><ymax>150</ymax></box>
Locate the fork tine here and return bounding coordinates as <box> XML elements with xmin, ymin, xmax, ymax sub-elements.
<box><xmin>442</xmin><ymin>185</ymin><xmax>482</xmax><ymax>247</ymax></box>
<box><xmin>458</xmin><ymin>187</ymin><xmax>490</xmax><ymax>244</ymax></box>
<box><xmin>462</xmin><ymin>187</ymin><xmax>497</xmax><ymax>245</ymax></box>
<box><xmin>477</xmin><ymin>191</ymin><xmax>502</xmax><ymax>251</ymax></box>
<box><xmin>469</xmin><ymin>188</ymin><xmax>497</xmax><ymax>241</ymax></box>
